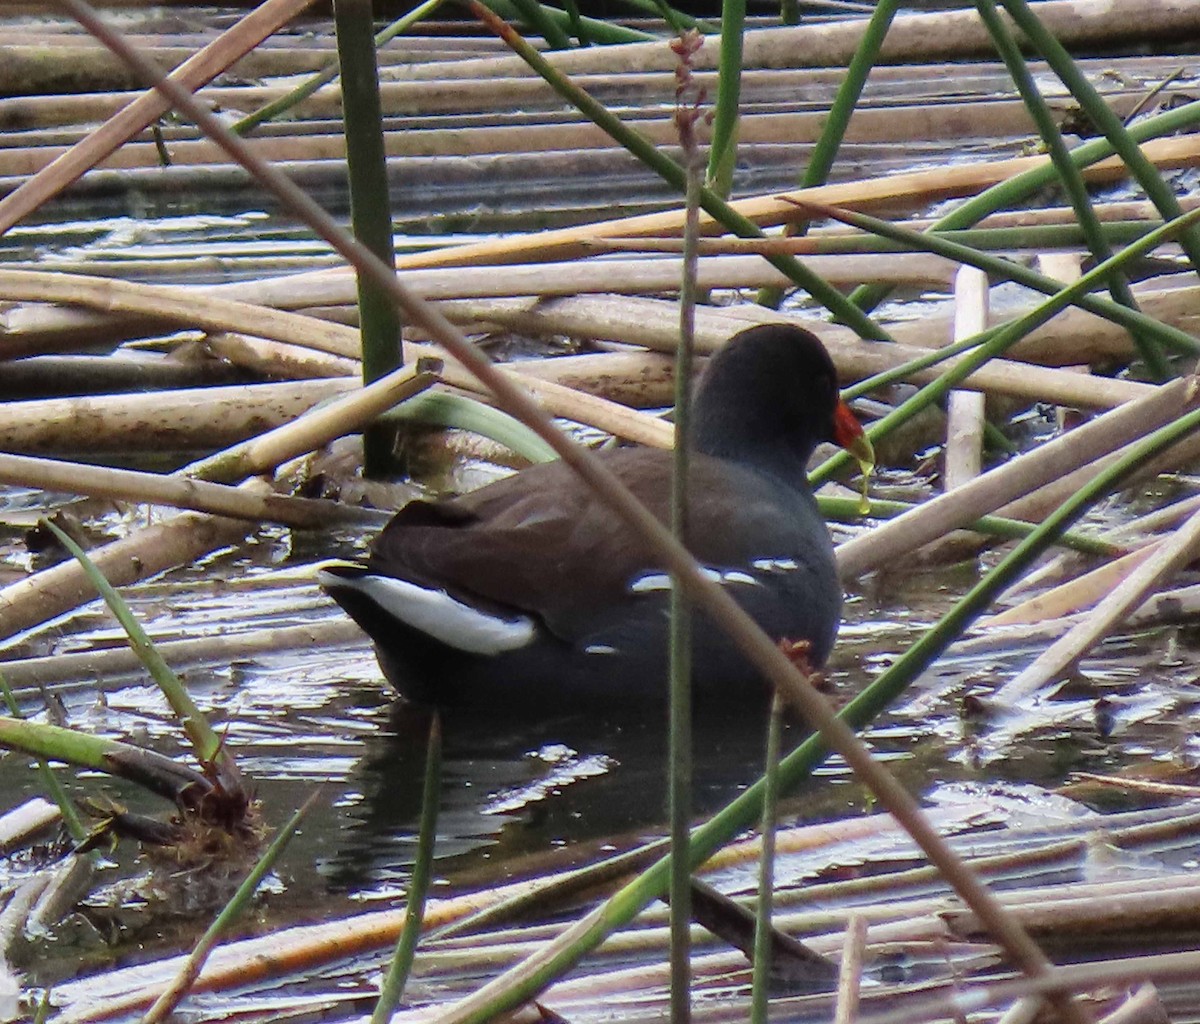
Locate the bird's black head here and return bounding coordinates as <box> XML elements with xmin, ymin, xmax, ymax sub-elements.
<box><xmin>691</xmin><ymin>324</ymin><xmax>862</xmax><ymax>479</ymax></box>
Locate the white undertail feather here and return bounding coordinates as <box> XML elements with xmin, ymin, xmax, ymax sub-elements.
<box><xmin>319</xmin><ymin>570</ymin><xmax>535</xmax><ymax>656</ymax></box>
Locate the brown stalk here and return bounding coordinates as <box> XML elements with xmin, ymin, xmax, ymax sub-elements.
<box><xmin>437</xmin><ymin>292</ymin><xmax>1151</xmax><ymax>409</ymax></box>
<box><xmin>56</xmin><ymin>3</ymin><xmax>1087</xmax><ymax>1021</ymax></box>
<box><xmin>0</xmin><ymin>620</ymin><xmax>365</xmax><ymax>689</ymax></box>
<box><xmin>0</xmin><ymin>269</ymin><xmax>362</xmax><ymax>361</ymax></box>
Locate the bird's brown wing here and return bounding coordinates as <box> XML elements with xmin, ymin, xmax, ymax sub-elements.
<box><xmin>367</xmin><ymin>448</ymin><xmax>820</xmax><ymax>643</ymax></box>
<box><xmin>367</xmin><ymin>450</ymin><xmax>673</xmax><ymax>640</ymax></box>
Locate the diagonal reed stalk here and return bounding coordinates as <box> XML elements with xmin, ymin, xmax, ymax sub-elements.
<box><xmin>669</xmin><ymin>32</ymin><xmax>705</xmax><ymax>1020</ymax></box>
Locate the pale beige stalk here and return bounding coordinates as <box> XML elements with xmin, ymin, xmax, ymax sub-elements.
<box><xmin>944</xmin><ymin>266</ymin><xmax>989</xmax><ymax>491</ymax></box>
<box><xmin>991</xmin><ymin>503</ymin><xmax>1200</xmax><ymax>707</ymax></box>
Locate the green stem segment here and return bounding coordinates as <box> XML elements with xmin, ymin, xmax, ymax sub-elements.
<box><xmin>749</xmin><ymin>694</ymin><xmax>784</xmax><ymax>1024</ymax></box>
<box><xmin>705</xmin><ymin>0</ymin><xmax>746</xmax><ymax>198</ymax></box>
<box><xmin>373</xmin><ymin>715</ymin><xmax>442</xmax><ymax>1021</ymax></box>
<box><xmin>335</xmin><ymin>0</ymin><xmax>402</xmax><ymax>479</ymax></box>
<box><xmin>668</xmin><ymin>83</ymin><xmax>703</xmax><ymax>1024</ymax></box>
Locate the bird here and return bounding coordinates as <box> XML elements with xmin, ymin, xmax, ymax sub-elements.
<box><xmin>318</xmin><ymin>324</ymin><xmax>871</xmax><ymax>715</ymax></box>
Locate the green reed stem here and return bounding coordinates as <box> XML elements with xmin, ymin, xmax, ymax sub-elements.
<box><xmin>706</xmin><ymin>0</ymin><xmax>746</xmax><ymax>198</ymax></box>
<box><xmin>374</xmin><ymin>715</ymin><xmax>442</xmax><ymax>1021</ymax></box>
<box><xmin>335</xmin><ymin>0</ymin><xmax>403</xmax><ymax>478</ymax></box>
<box><xmin>750</xmin><ymin>693</ymin><xmax>784</xmax><ymax>1024</ymax></box>
<box><xmin>668</xmin><ymin>68</ymin><xmax>703</xmax><ymax>1023</ymax></box>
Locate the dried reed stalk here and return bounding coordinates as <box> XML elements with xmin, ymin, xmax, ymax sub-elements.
<box><xmin>944</xmin><ymin>266</ymin><xmax>989</xmax><ymax>491</ymax></box>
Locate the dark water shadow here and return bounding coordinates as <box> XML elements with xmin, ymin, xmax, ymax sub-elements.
<box><xmin>318</xmin><ymin>697</ymin><xmax>797</xmax><ymax>893</ymax></box>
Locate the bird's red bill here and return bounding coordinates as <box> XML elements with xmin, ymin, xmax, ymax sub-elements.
<box><xmin>833</xmin><ymin>399</ymin><xmax>874</xmax><ymax>513</ymax></box>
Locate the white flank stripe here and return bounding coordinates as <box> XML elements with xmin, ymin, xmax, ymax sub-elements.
<box><xmin>628</xmin><ymin>566</ymin><xmax>762</xmax><ymax>593</ymax></box>
<box><xmin>751</xmin><ymin>557</ymin><xmax>799</xmax><ymax>573</ymax></box>
<box><xmin>721</xmin><ymin>570</ymin><xmax>759</xmax><ymax>586</ymax></box>
<box><xmin>338</xmin><ymin>574</ymin><xmax>534</xmax><ymax>655</ymax></box>
<box><xmin>629</xmin><ymin>572</ymin><xmax>673</xmax><ymax>593</ymax></box>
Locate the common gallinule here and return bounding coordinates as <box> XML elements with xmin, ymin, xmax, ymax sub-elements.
<box><xmin>319</xmin><ymin>324</ymin><xmax>869</xmax><ymax>712</ymax></box>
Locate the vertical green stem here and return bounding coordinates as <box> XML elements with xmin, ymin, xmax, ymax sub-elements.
<box><xmin>334</xmin><ymin>0</ymin><xmax>402</xmax><ymax>479</ymax></box>
<box><xmin>561</xmin><ymin>0</ymin><xmax>591</xmax><ymax>46</ymax></box>
<box><xmin>669</xmin><ymin>41</ymin><xmax>705</xmax><ymax>1022</ymax></box>
<box><xmin>373</xmin><ymin>714</ymin><xmax>442</xmax><ymax>1022</ymax></box>
<box><xmin>706</xmin><ymin>0</ymin><xmax>746</xmax><ymax>198</ymax></box>
<box><xmin>749</xmin><ymin>693</ymin><xmax>784</xmax><ymax>1024</ymax></box>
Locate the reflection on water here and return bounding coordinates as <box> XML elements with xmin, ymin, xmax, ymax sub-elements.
<box><xmin>319</xmin><ymin>696</ymin><xmax>818</xmax><ymax>897</ymax></box>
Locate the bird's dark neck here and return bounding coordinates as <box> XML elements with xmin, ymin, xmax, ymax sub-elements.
<box><xmin>691</xmin><ymin>419</ymin><xmax>815</xmax><ymax>492</ymax></box>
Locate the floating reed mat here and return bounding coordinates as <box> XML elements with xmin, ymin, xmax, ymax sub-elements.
<box><xmin>43</xmin><ymin>800</ymin><xmax>1200</xmax><ymax>1022</ymax></box>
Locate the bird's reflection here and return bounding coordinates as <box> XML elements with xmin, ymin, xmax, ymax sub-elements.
<box><xmin>320</xmin><ymin>697</ymin><xmax>792</xmax><ymax>893</ymax></box>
